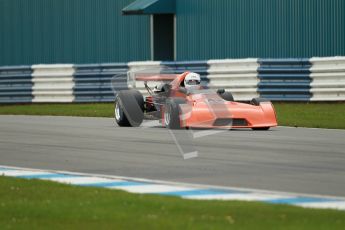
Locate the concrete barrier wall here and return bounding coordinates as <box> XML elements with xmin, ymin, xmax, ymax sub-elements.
<box><xmin>0</xmin><ymin>57</ymin><xmax>344</xmax><ymax>103</ymax></box>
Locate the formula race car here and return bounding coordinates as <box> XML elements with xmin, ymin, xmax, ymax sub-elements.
<box><xmin>114</xmin><ymin>72</ymin><xmax>277</xmax><ymax>130</ymax></box>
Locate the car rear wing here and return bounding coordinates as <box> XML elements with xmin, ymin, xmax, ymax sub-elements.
<box><xmin>135</xmin><ymin>74</ymin><xmax>178</xmax><ymax>81</ymax></box>
<box><xmin>127</xmin><ymin>73</ymin><xmax>178</xmax><ymax>89</ymax></box>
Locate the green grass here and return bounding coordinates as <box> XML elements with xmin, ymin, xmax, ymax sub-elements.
<box><xmin>274</xmin><ymin>103</ymin><xmax>345</xmax><ymax>129</ymax></box>
<box><xmin>0</xmin><ymin>103</ymin><xmax>345</xmax><ymax>129</ymax></box>
<box><xmin>1</xmin><ymin>176</ymin><xmax>344</xmax><ymax>230</ymax></box>
<box><xmin>0</xmin><ymin>103</ymin><xmax>114</xmax><ymax>118</ymax></box>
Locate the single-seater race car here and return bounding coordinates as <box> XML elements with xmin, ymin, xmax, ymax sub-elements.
<box><xmin>114</xmin><ymin>71</ymin><xmax>277</xmax><ymax>130</ymax></box>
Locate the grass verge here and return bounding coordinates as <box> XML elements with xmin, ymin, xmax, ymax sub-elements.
<box><xmin>0</xmin><ymin>103</ymin><xmax>113</xmax><ymax>118</ymax></box>
<box><xmin>1</xmin><ymin>176</ymin><xmax>345</xmax><ymax>229</ymax></box>
<box><xmin>0</xmin><ymin>102</ymin><xmax>345</xmax><ymax>129</ymax></box>
<box><xmin>273</xmin><ymin>103</ymin><xmax>345</xmax><ymax>129</ymax></box>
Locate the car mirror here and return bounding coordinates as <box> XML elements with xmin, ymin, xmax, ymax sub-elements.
<box><xmin>178</xmin><ymin>87</ymin><xmax>187</xmax><ymax>94</ymax></box>
<box><xmin>217</xmin><ymin>88</ymin><xmax>225</xmax><ymax>94</ymax></box>
<box><xmin>162</xmin><ymin>83</ymin><xmax>171</xmax><ymax>92</ymax></box>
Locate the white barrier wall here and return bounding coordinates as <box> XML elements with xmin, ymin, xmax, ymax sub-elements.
<box><xmin>207</xmin><ymin>59</ymin><xmax>259</xmax><ymax>100</ymax></box>
<box><xmin>310</xmin><ymin>57</ymin><xmax>345</xmax><ymax>101</ymax></box>
<box><xmin>1</xmin><ymin>57</ymin><xmax>345</xmax><ymax>103</ymax></box>
<box><xmin>31</xmin><ymin>64</ymin><xmax>75</xmax><ymax>102</ymax></box>
<box><xmin>128</xmin><ymin>59</ymin><xmax>259</xmax><ymax>101</ymax></box>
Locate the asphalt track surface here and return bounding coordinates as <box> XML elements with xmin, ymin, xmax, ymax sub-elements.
<box><xmin>1</xmin><ymin>115</ymin><xmax>345</xmax><ymax>197</ymax></box>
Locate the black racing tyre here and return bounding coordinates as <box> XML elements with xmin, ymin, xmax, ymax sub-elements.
<box><xmin>114</xmin><ymin>96</ymin><xmax>130</xmax><ymax>126</ymax></box>
<box><xmin>252</xmin><ymin>127</ymin><xmax>270</xmax><ymax>131</ymax></box>
<box><xmin>251</xmin><ymin>97</ymin><xmax>270</xmax><ymax>106</ymax></box>
<box><xmin>217</xmin><ymin>89</ymin><xmax>234</xmax><ymax>101</ymax></box>
<box><xmin>114</xmin><ymin>90</ymin><xmax>144</xmax><ymax>127</ymax></box>
<box><xmin>164</xmin><ymin>98</ymin><xmax>186</xmax><ymax>129</ymax></box>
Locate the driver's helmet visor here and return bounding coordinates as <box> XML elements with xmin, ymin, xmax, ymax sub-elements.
<box><xmin>186</xmin><ymin>79</ymin><xmax>200</xmax><ymax>85</ymax></box>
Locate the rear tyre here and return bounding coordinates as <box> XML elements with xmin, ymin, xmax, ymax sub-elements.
<box><xmin>164</xmin><ymin>98</ymin><xmax>186</xmax><ymax>129</ymax></box>
<box><xmin>114</xmin><ymin>96</ymin><xmax>130</xmax><ymax>126</ymax></box>
<box><xmin>114</xmin><ymin>90</ymin><xmax>144</xmax><ymax>127</ymax></box>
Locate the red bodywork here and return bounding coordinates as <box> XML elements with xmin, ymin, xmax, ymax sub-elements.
<box><xmin>140</xmin><ymin>72</ymin><xmax>277</xmax><ymax>129</ymax></box>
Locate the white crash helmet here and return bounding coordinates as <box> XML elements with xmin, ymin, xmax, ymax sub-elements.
<box><xmin>184</xmin><ymin>72</ymin><xmax>201</xmax><ymax>89</ymax></box>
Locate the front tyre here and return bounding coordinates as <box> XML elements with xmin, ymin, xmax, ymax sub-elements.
<box><xmin>164</xmin><ymin>98</ymin><xmax>186</xmax><ymax>129</ymax></box>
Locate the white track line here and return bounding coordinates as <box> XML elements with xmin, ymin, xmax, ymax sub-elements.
<box><xmin>110</xmin><ymin>184</ymin><xmax>196</xmax><ymax>194</ymax></box>
<box><xmin>0</xmin><ymin>170</ymin><xmax>55</xmax><ymax>177</ymax></box>
<box><xmin>0</xmin><ymin>165</ymin><xmax>345</xmax><ymax>210</ymax></box>
<box><xmin>297</xmin><ymin>201</ymin><xmax>345</xmax><ymax>210</ymax></box>
<box><xmin>184</xmin><ymin>193</ymin><xmax>294</xmax><ymax>201</ymax></box>
<box><xmin>45</xmin><ymin>177</ymin><xmax>123</xmax><ymax>185</ymax></box>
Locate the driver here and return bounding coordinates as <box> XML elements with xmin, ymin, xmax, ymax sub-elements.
<box><xmin>184</xmin><ymin>72</ymin><xmax>201</xmax><ymax>90</ymax></box>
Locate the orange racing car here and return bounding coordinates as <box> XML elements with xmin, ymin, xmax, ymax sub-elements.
<box><xmin>114</xmin><ymin>72</ymin><xmax>277</xmax><ymax>130</ymax></box>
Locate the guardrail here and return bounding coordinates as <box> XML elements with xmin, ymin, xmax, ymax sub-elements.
<box><xmin>129</xmin><ymin>59</ymin><xmax>258</xmax><ymax>101</ymax></box>
<box><xmin>0</xmin><ymin>57</ymin><xmax>344</xmax><ymax>103</ymax></box>
<box><xmin>257</xmin><ymin>59</ymin><xmax>312</xmax><ymax>101</ymax></box>
<box><xmin>74</xmin><ymin>63</ymin><xmax>128</xmax><ymax>102</ymax></box>
<box><xmin>31</xmin><ymin>64</ymin><xmax>75</xmax><ymax>103</ymax></box>
<box><xmin>310</xmin><ymin>57</ymin><xmax>345</xmax><ymax>101</ymax></box>
<box><xmin>207</xmin><ymin>59</ymin><xmax>259</xmax><ymax>101</ymax></box>
<box><xmin>0</xmin><ymin>66</ymin><xmax>32</xmax><ymax>103</ymax></box>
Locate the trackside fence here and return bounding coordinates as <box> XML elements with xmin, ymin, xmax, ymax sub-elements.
<box><xmin>310</xmin><ymin>57</ymin><xmax>345</xmax><ymax>101</ymax></box>
<box><xmin>0</xmin><ymin>57</ymin><xmax>344</xmax><ymax>103</ymax></box>
<box><xmin>0</xmin><ymin>66</ymin><xmax>33</xmax><ymax>103</ymax></box>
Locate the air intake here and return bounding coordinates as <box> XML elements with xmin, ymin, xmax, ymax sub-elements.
<box><xmin>213</xmin><ymin>118</ymin><xmax>248</xmax><ymax>126</ymax></box>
